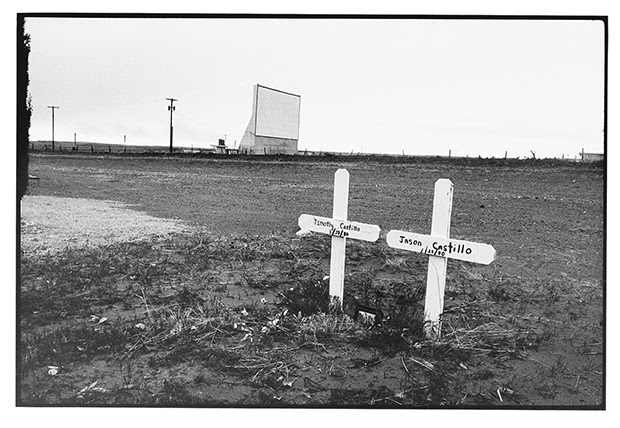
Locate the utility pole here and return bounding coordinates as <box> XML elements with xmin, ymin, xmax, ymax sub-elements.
<box><xmin>47</xmin><ymin>105</ymin><xmax>59</xmax><ymax>151</ymax></box>
<box><xmin>166</xmin><ymin>98</ymin><xmax>177</xmax><ymax>153</ymax></box>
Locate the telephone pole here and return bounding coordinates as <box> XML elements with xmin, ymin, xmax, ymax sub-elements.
<box><xmin>47</xmin><ymin>105</ymin><xmax>59</xmax><ymax>151</ymax></box>
<box><xmin>166</xmin><ymin>98</ymin><xmax>177</xmax><ymax>153</ymax></box>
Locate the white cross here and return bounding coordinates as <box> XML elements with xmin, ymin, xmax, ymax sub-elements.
<box><xmin>386</xmin><ymin>179</ymin><xmax>496</xmax><ymax>339</ymax></box>
<box><xmin>298</xmin><ymin>169</ymin><xmax>381</xmax><ymax>307</ymax></box>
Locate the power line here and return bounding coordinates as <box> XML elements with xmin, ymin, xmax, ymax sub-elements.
<box><xmin>175</xmin><ymin>111</ymin><xmax>205</xmax><ymax>125</ymax></box>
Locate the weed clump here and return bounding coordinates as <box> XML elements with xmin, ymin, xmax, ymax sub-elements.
<box><xmin>289</xmin><ymin>312</ymin><xmax>362</xmax><ymax>342</ymax></box>
<box><xmin>281</xmin><ymin>277</ymin><xmax>330</xmax><ymax>316</ymax></box>
<box><xmin>358</xmin><ymin>327</ymin><xmax>411</xmax><ymax>356</ymax></box>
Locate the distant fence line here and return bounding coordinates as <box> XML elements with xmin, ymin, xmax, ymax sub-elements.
<box><xmin>29</xmin><ymin>142</ymin><xmax>211</xmax><ymax>155</ymax></box>
<box><xmin>27</xmin><ymin>142</ymin><xmax>600</xmax><ymax>163</ymax></box>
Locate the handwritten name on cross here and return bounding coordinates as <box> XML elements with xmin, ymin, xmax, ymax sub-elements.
<box><xmin>298</xmin><ymin>169</ymin><xmax>381</xmax><ymax>307</ymax></box>
<box><xmin>386</xmin><ymin>179</ymin><xmax>496</xmax><ymax>339</ymax></box>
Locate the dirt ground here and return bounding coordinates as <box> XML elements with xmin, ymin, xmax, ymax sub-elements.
<box><xmin>18</xmin><ymin>153</ymin><xmax>605</xmax><ymax>409</ymax></box>
<box><xmin>20</xmin><ymin>195</ymin><xmax>191</xmax><ymax>257</ymax></box>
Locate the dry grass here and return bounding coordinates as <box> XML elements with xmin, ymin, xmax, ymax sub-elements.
<box><xmin>441</xmin><ymin>321</ymin><xmax>537</xmax><ymax>354</ymax></box>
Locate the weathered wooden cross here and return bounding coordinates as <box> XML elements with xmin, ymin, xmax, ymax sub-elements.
<box><xmin>298</xmin><ymin>169</ymin><xmax>381</xmax><ymax>307</ymax></box>
<box><xmin>386</xmin><ymin>179</ymin><xmax>496</xmax><ymax>339</ymax></box>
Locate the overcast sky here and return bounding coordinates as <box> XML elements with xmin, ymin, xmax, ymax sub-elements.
<box><xmin>24</xmin><ymin>16</ymin><xmax>604</xmax><ymax>158</ymax></box>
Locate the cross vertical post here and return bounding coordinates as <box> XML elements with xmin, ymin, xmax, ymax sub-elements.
<box><xmin>298</xmin><ymin>168</ymin><xmax>380</xmax><ymax>309</ymax></box>
<box><xmin>386</xmin><ymin>179</ymin><xmax>495</xmax><ymax>340</ymax></box>
<box><xmin>329</xmin><ymin>169</ymin><xmax>349</xmax><ymax>307</ymax></box>
<box><xmin>424</xmin><ymin>179</ymin><xmax>454</xmax><ymax>339</ymax></box>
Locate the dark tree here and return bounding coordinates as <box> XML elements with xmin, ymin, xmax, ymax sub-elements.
<box><xmin>17</xmin><ymin>16</ymin><xmax>32</xmax><ymax>201</ymax></box>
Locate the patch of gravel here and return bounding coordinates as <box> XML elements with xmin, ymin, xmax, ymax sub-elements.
<box><xmin>20</xmin><ymin>196</ymin><xmax>193</xmax><ymax>257</ymax></box>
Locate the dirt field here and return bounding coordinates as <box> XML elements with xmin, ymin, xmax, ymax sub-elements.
<box><xmin>21</xmin><ymin>195</ymin><xmax>190</xmax><ymax>256</ymax></box>
<box><xmin>18</xmin><ymin>152</ymin><xmax>605</xmax><ymax>408</ymax></box>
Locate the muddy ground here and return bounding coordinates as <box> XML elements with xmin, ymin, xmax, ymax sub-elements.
<box><xmin>18</xmin><ymin>153</ymin><xmax>605</xmax><ymax>409</ymax></box>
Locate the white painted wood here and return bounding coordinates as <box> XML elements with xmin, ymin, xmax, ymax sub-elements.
<box><xmin>297</xmin><ymin>169</ymin><xmax>382</xmax><ymax>309</ymax></box>
<box><xmin>424</xmin><ymin>179</ymin><xmax>453</xmax><ymax>338</ymax></box>
<box><xmin>329</xmin><ymin>169</ymin><xmax>349</xmax><ymax>306</ymax></box>
<box><xmin>385</xmin><ymin>230</ymin><xmax>495</xmax><ymax>265</ymax></box>
<box><xmin>385</xmin><ymin>179</ymin><xmax>496</xmax><ymax>339</ymax></box>
<box><xmin>298</xmin><ymin>214</ymin><xmax>381</xmax><ymax>242</ymax></box>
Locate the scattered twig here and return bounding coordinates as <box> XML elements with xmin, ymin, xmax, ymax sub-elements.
<box><xmin>401</xmin><ymin>357</ymin><xmax>415</xmax><ymax>380</ymax></box>
<box><xmin>527</xmin><ymin>356</ymin><xmax>551</xmax><ymax>369</ymax></box>
<box><xmin>408</xmin><ymin>356</ymin><xmax>435</xmax><ymax>372</ymax></box>
<box><xmin>383</xmin><ymin>396</ymin><xmax>403</xmax><ymax>406</ymax></box>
